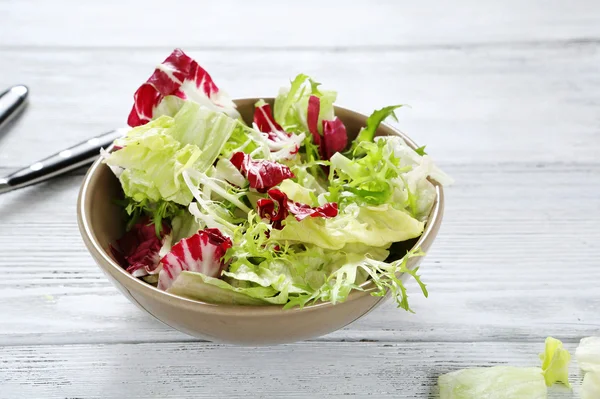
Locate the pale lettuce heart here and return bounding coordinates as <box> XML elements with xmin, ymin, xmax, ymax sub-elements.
<box><xmin>576</xmin><ymin>336</ymin><xmax>600</xmax><ymax>373</ymax></box>
<box><xmin>438</xmin><ymin>367</ymin><xmax>547</xmax><ymax>399</ymax></box>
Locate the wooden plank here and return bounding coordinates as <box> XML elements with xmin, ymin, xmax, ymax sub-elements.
<box><xmin>0</xmin><ymin>164</ymin><xmax>598</xmax><ymax>345</ymax></box>
<box><xmin>1</xmin><ymin>0</ymin><xmax>599</xmax><ymax>48</ymax></box>
<box><xmin>0</xmin><ymin>341</ymin><xmax>583</xmax><ymax>398</ymax></box>
<box><xmin>1</xmin><ymin>45</ymin><xmax>599</xmax><ymax>168</ymax></box>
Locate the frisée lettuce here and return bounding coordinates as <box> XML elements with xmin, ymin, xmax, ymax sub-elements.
<box><xmin>106</xmin><ymin>48</ymin><xmax>451</xmax><ymax>309</ymax></box>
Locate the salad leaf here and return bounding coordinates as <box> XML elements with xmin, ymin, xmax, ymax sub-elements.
<box><xmin>253</xmin><ymin>100</ymin><xmax>305</xmax><ymax>161</ymax></box>
<box><xmin>273</xmin><ymin>74</ymin><xmax>336</xmax><ymax>135</ymax></box>
<box><xmin>279</xmin><ymin>179</ymin><xmax>317</xmax><ymax>206</ymax></box>
<box><xmin>438</xmin><ymin>367</ymin><xmax>547</xmax><ymax>399</ymax></box>
<box><xmin>220</xmin><ymin>121</ymin><xmax>271</xmax><ymax>160</ymax></box>
<box><xmin>348</xmin><ymin>105</ymin><xmax>403</xmax><ymax>156</ymax></box>
<box><xmin>111</xmin><ymin>52</ymin><xmax>454</xmax><ymax>312</ymax></box>
<box><xmin>113</xmin><ymin>217</ymin><xmax>170</xmax><ymax>277</ymax></box>
<box><xmin>214</xmin><ymin>157</ymin><xmax>247</xmax><ymax>188</ymax></box>
<box><xmin>116</xmin><ymin>197</ymin><xmax>181</xmax><ymax>235</ymax></box>
<box><xmin>230</xmin><ymin>152</ymin><xmax>294</xmax><ymax>193</ymax></box>
<box><xmin>307</xmin><ymin>95</ymin><xmax>321</xmax><ymax>141</ymax></box>
<box><xmin>256</xmin><ymin>188</ymin><xmax>338</xmax><ymax>230</ymax></box>
<box><xmin>539</xmin><ymin>336</ymin><xmax>571</xmax><ymax>387</ymax></box>
<box><xmin>158</xmin><ymin>228</ymin><xmax>232</xmax><ymax>290</ymax></box>
<box><xmin>283</xmin><ymin>247</ymin><xmax>425</xmax><ymax>310</ymax></box>
<box><xmin>254</xmin><ymin>100</ymin><xmax>284</xmax><ymax>134</ymax></box>
<box><xmin>328</xmin><ymin>140</ymin><xmax>407</xmax><ymax>209</ymax></box>
<box><xmin>582</xmin><ymin>371</ymin><xmax>600</xmax><ymax>399</ymax></box>
<box><xmin>301</xmin><ymin>94</ymin><xmax>347</xmax><ymax>160</ymax></box>
<box><xmin>415</xmin><ymin>145</ymin><xmax>427</xmax><ymax>156</ymax></box>
<box><xmin>271</xmin><ymin>203</ymin><xmax>423</xmax><ymax>250</ymax></box>
<box><xmin>127</xmin><ymin>48</ymin><xmax>239</xmax><ymax>127</ymax></box>
<box><xmin>168</xmin><ymin>102</ymin><xmax>238</xmax><ymax>164</ymax></box>
<box><xmin>330</xmin><ymin>136</ymin><xmax>451</xmax><ymax>220</ymax></box>
<box><xmin>106</xmin><ymin>102</ymin><xmax>240</xmax><ymax>206</ymax></box>
<box><xmin>576</xmin><ymin>336</ymin><xmax>600</xmax><ymax>372</ymax></box>
<box><xmin>321</xmin><ymin>117</ymin><xmax>348</xmax><ymax>160</ymax></box>
<box><xmin>182</xmin><ymin>169</ymin><xmax>249</xmax><ymax>236</ymax></box>
<box><xmin>167</xmin><ymin>271</ymin><xmax>273</xmax><ymax>306</ymax></box>
<box><xmin>170</xmin><ymin>211</ymin><xmax>202</xmax><ymax>243</ymax></box>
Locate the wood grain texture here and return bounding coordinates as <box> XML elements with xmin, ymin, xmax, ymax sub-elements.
<box><xmin>1</xmin><ymin>44</ymin><xmax>600</xmax><ymax>168</ymax></box>
<box><xmin>1</xmin><ymin>0</ymin><xmax>599</xmax><ymax>397</ymax></box>
<box><xmin>0</xmin><ymin>164</ymin><xmax>598</xmax><ymax>346</ymax></box>
<box><xmin>0</xmin><ymin>341</ymin><xmax>583</xmax><ymax>399</ymax></box>
<box><xmin>1</xmin><ymin>0</ymin><xmax>599</xmax><ymax>48</ymax></box>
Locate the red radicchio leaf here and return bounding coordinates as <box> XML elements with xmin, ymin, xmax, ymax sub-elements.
<box><xmin>256</xmin><ymin>189</ymin><xmax>338</xmax><ymax>230</ymax></box>
<box><xmin>157</xmin><ymin>228</ymin><xmax>233</xmax><ymax>291</ymax></box>
<box><xmin>307</xmin><ymin>95</ymin><xmax>321</xmax><ymax>145</ymax></box>
<box><xmin>322</xmin><ymin>117</ymin><xmax>348</xmax><ymax>160</ymax></box>
<box><xmin>306</xmin><ymin>96</ymin><xmax>347</xmax><ymax>160</ymax></box>
<box><xmin>257</xmin><ymin>189</ymin><xmax>289</xmax><ymax>230</ymax></box>
<box><xmin>127</xmin><ymin>48</ymin><xmax>237</xmax><ymax>127</ymax></box>
<box><xmin>253</xmin><ymin>103</ymin><xmax>301</xmax><ymax>159</ymax></box>
<box><xmin>286</xmin><ymin>201</ymin><xmax>339</xmax><ymax>221</ymax></box>
<box><xmin>113</xmin><ymin>217</ymin><xmax>171</xmax><ymax>277</ymax></box>
<box><xmin>230</xmin><ymin>152</ymin><xmax>294</xmax><ymax>193</ymax></box>
<box><xmin>253</xmin><ymin>103</ymin><xmax>284</xmax><ymax>139</ymax></box>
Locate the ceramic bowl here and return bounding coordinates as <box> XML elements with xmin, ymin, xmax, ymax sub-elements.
<box><xmin>77</xmin><ymin>99</ymin><xmax>444</xmax><ymax>345</ymax></box>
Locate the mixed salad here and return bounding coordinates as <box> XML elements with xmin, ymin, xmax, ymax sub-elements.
<box><xmin>104</xmin><ymin>48</ymin><xmax>451</xmax><ymax>309</ymax></box>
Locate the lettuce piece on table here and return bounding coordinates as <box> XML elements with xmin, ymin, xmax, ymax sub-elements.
<box><xmin>576</xmin><ymin>336</ymin><xmax>600</xmax><ymax>373</ymax></box>
<box><xmin>128</xmin><ymin>48</ymin><xmax>239</xmax><ymax>126</ymax></box>
<box><xmin>438</xmin><ymin>367</ymin><xmax>547</xmax><ymax>399</ymax></box>
<box><xmin>539</xmin><ymin>336</ymin><xmax>572</xmax><ymax>387</ymax></box>
<box><xmin>582</xmin><ymin>371</ymin><xmax>600</xmax><ymax>399</ymax></box>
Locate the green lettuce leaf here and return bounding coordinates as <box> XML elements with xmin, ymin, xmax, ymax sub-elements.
<box><xmin>283</xmin><ymin>247</ymin><xmax>426</xmax><ymax>310</ymax></box>
<box><xmin>271</xmin><ymin>203</ymin><xmax>423</xmax><ymax>250</ymax></box>
<box><xmin>170</xmin><ymin>210</ymin><xmax>203</xmax><ymax>244</ymax></box>
<box><xmin>182</xmin><ymin>170</ymin><xmax>249</xmax><ymax>237</ymax></box>
<box><xmin>106</xmin><ymin>102</ymin><xmax>241</xmax><ymax>206</ymax></box>
<box><xmin>220</xmin><ymin>121</ymin><xmax>271</xmax><ymax>159</ymax></box>
<box><xmin>347</xmin><ymin>105</ymin><xmax>404</xmax><ymax>156</ymax></box>
<box><xmin>167</xmin><ymin>271</ymin><xmax>274</xmax><ymax>306</ymax></box>
<box><xmin>438</xmin><ymin>367</ymin><xmax>547</xmax><ymax>399</ymax></box>
<box><xmin>539</xmin><ymin>336</ymin><xmax>572</xmax><ymax>387</ymax></box>
<box><xmin>168</xmin><ymin>102</ymin><xmax>238</xmax><ymax>168</ymax></box>
<box><xmin>273</xmin><ymin>74</ymin><xmax>337</xmax><ymax>134</ymax></box>
<box><xmin>279</xmin><ymin>179</ymin><xmax>317</xmax><ymax>205</ymax></box>
<box><xmin>330</xmin><ymin>135</ymin><xmax>452</xmax><ymax>221</ymax></box>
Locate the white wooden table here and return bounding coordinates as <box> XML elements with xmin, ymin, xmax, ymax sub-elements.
<box><xmin>1</xmin><ymin>1</ymin><xmax>598</xmax><ymax>397</ymax></box>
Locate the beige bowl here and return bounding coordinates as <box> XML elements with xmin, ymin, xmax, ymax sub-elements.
<box><xmin>77</xmin><ymin>99</ymin><xmax>444</xmax><ymax>345</ymax></box>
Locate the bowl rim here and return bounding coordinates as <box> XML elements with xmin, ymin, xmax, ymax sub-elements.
<box><xmin>77</xmin><ymin>99</ymin><xmax>444</xmax><ymax>316</ymax></box>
